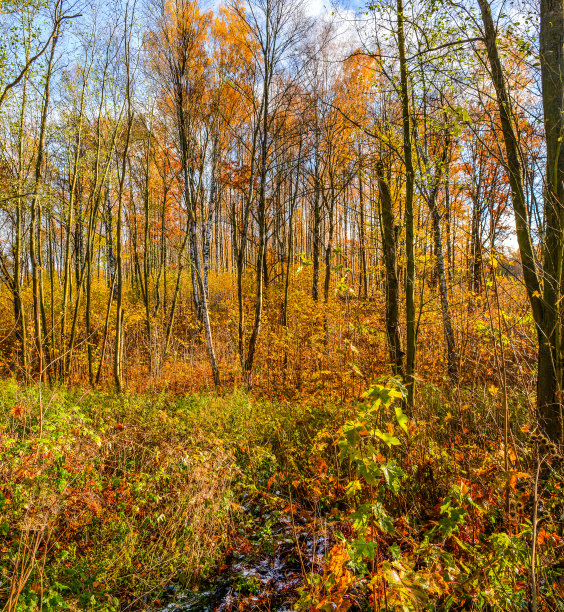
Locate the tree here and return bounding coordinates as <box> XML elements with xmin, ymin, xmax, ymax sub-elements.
<box><xmin>149</xmin><ymin>0</ymin><xmax>221</xmax><ymax>387</ymax></box>
<box><xmin>477</xmin><ymin>0</ymin><xmax>563</xmax><ymax>442</ymax></box>
<box><xmin>229</xmin><ymin>0</ymin><xmax>310</xmax><ymax>388</ymax></box>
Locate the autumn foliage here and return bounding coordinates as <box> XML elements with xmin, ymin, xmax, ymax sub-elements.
<box><xmin>0</xmin><ymin>0</ymin><xmax>563</xmax><ymax>608</ymax></box>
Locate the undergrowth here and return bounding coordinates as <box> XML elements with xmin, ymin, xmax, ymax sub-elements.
<box><xmin>1</xmin><ymin>380</ymin><xmax>563</xmax><ymax>611</ymax></box>
<box><xmin>0</xmin><ymin>384</ymin><xmax>291</xmax><ymax>610</ymax></box>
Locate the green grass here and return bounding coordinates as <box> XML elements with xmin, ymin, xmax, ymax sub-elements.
<box><xmin>1</xmin><ymin>380</ymin><xmax>562</xmax><ymax>611</ymax></box>
<box><xmin>0</xmin><ymin>382</ymin><xmax>336</xmax><ymax>611</ymax></box>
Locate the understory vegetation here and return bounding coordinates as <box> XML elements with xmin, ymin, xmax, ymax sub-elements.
<box><xmin>1</xmin><ymin>378</ymin><xmax>562</xmax><ymax>610</ymax></box>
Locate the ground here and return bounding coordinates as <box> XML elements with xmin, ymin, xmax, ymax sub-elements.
<box><xmin>1</xmin><ymin>380</ymin><xmax>563</xmax><ymax>610</ymax></box>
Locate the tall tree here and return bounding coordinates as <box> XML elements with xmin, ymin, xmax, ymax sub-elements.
<box><xmin>478</xmin><ymin>0</ymin><xmax>563</xmax><ymax>441</ymax></box>
<box><xmin>150</xmin><ymin>0</ymin><xmax>221</xmax><ymax>386</ymax></box>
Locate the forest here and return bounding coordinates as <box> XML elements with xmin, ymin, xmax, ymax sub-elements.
<box><xmin>0</xmin><ymin>0</ymin><xmax>563</xmax><ymax>608</ymax></box>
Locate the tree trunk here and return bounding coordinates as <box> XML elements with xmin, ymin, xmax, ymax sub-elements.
<box><xmin>478</xmin><ymin>0</ymin><xmax>562</xmax><ymax>441</ymax></box>
<box><xmin>29</xmin><ymin>28</ymin><xmax>58</xmax><ymax>377</ymax></box>
<box><xmin>358</xmin><ymin>150</ymin><xmax>369</xmax><ymax>299</ymax></box>
<box><xmin>539</xmin><ymin>0</ymin><xmax>564</xmax><ymax>441</ymax></box>
<box><xmin>397</xmin><ymin>0</ymin><xmax>416</xmax><ymax>408</ymax></box>
<box><xmin>323</xmin><ymin>187</ymin><xmax>335</xmax><ymax>304</ymax></box>
<box><xmin>312</xmin><ymin>163</ymin><xmax>321</xmax><ymax>301</ymax></box>
<box><xmin>470</xmin><ymin>197</ymin><xmax>483</xmax><ymax>294</ymax></box>
<box><xmin>428</xmin><ymin>162</ymin><xmax>458</xmax><ymax>381</ymax></box>
<box><xmin>14</xmin><ymin>69</ymin><xmax>29</xmax><ymax>374</ymax></box>
<box><xmin>377</xmin><ymin>160</ymin><xmax>403</xmax><ymax>377</ymax></box>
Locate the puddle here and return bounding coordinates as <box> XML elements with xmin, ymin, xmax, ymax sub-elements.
<box><xmin>161</xmin><ymin>503</ymin><xmax>334</xmax><ymax>611</ymax></box>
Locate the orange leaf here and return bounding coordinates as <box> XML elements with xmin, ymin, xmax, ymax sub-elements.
<box><xmin>10</xmin><ymin>405</ymin><xmax>23</xmax><ymax>418</ymax></box>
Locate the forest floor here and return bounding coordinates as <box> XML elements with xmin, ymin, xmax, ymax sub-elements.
<box><xmin>0</xmin><ymin>380</ymin><xmax>563</xmax><ymax>611</ymax></box>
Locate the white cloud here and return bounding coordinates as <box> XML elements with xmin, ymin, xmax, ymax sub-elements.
<box><xmin>303</xmin><ymin>0</ymin><xmax>327</xmax><ymax>16</ymax></box>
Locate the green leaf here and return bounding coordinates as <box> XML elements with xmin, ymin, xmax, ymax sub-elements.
<box><xmin>388</xmin><ymin>542</ymin><xmax>401</xmax><ymax>559</ymax></box>
<box><xmin>394</xmin><ymin>405</ymin><xmax>409</xmax><ymax>434</ymax></box>
<box><xmin>374</xmin><ymin>429</ymin><xmax>400</xmax><ymax>447</ymax></box>
<box><xmin>439</xmin><ymin>505</ymin><xmax>466</xmax><ymax>537</ymax></box>
<box><xmin>351</xmin><ymin>536</ymin><xmax>377</xmax><ymax>561</ymax></box>
<box><xmin>379</xmin><ymin>514</ymin><xmax>395</xmax><ymax>535</ymax></box>
<box><xmin>350</xmin><ymin>504</ymin><xmax>371</xmax><ymax>531</ymax></box>
<box><xmin>342</xmin><ymin>421</ymin><xmax>364</xmax><ymax>446</ymax></box>
<box><xmin>365</xmin><ymin>384</ymin><xmax>403</xmax><ymax>408</ymax></box>
<box><xmin>357</xmin><ymin>458</ymin><xmax>381</xmax><ymax>485</ymax></box>
<box><xmin>372</xmin><ymin>502</ymin><xmax>395</xmax><ymax>535</ymax></box>
<box><xmin>380</xmin><ymin>460</ymin><xmax>405</xmax><ymax>493</ymax></box>
<box><xmin>345</xmin><ymin>479</ymin><xmax>362</xmax><ymax>497</ymax></box>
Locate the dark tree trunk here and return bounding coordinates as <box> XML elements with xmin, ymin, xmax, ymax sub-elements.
<box><xmin>377</xmin><ymin>161</ymin><xmax>403</xmax><ymax>377</ymax></box>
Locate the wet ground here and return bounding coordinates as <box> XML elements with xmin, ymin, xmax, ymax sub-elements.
<box><xmin>161</xmin><ymin>498</ymin><xmax>335</xmax><ymax>611</ymax></box>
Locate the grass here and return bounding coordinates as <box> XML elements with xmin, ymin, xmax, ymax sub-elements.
<box><xmin>1</xmin><ymin>380</ymin><xmax>562</xmax><ymax>611</ymax></box>
<box><xmin>0</xmin><ymin>383</ymin><xmax>324</xmax><ymax>610</ymax></box>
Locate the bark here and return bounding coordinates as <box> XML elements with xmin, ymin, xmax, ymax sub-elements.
<box><xmin>470</xmin><ymin>196</ymin><xmax>483</xmax><ymax>294</ymax></box>
<box><xmin>397</xmin><ymin>0</ymin><xmax>416</xmax><ymax>408</ymax></box>
<box><xmin>312</xmin><ymin>166</ymin><xmax>322</xmax><ymax>301</ymax></box>
<box><xmin>114</xmin><ymin>12</ymin><xmax>134</xmax><ymax>392</ymax></box>
<box><xmin>477</xmin><ymin>0</ymin><xmax>542</xmax><ymax>318</ymax></box>
<box><xmin>162</xmin><ymin>0</ymin><xmax>221</xmax><ymax>387</ymax></box>
<box><xmin>358</xmin><ymin>151</ymin><xmax>369</xmax><ymax>299</ymax></box>
<box><xmin>158</xmin><ymin>218</ymin><xmax>190</xmax><ymax>374</ymax></box>
<box><xmin>243</xmin><ymin>58</ymin><xmax>270</xmax><ymax>388</ymax></box>
<box><xmin>29</xmin><ymin>28</ymin><xmax>58</xmax><ymax>377</ymax></box>
<box><xmin>323</xmin><ymin>187</ymin><xmax>335</xmax><ymax>304</ymax></box>
<box><xmin>377</xmin><ymin>160</ymin><xmax>403</xmax><ymax>377</ymax></box>
<box><xmin>478</xmin><ymin>0</ymin><xmax>562</xmax><ymax>441</ymax></box>
<box><xmin>142</xmin><ymin>131</ymin><xmax>154</xmax><ymax>376</ymax></box>
<box><xmin>61</xmin><ymin>120</ymin><xmax>85</xmax><ymax>380</ymax></box>
<box><xmin>104</xmin><ymin>185</ymin><xmax>115</xmax><ymax>293</ymax></box>
<box><xmin>14</xmin><ymin>68</ymin><xmax>29</xmax><ymax>373</ymax></box>
<box><xmin>427</xmin><ymin>152</ymin><xmax>458</xmax><ymax>381</ymax></box>
<box><xmin>282</xmin><ymin>148</ymin><xmax>301</xmax><ymax>373</ymax></box>
<box><xmin>539</xmin><ymin>0</ymin><xmax>564</xmax><ymax>441</ymax></box>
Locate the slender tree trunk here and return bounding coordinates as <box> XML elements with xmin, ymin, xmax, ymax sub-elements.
<box><xmin>104</xmin><ymin>185</ymin><xmax>115</xmax><ymax>292</ymax></box>
<box><xmin>358</xmin><ymin>150</ymin><xmax>369</xmax><ymax>299</ymax></box>
<box><xmin>61</xmin><ymin>134</ymin><xmax>82</xmax><ymax>380</ymax></box>
<box><xmin>159</xmin><ymin>217</ymin><xmax>190</xmax><ymax>374</ymax></box>
<box><xmin>37</xmin><ymin>200</ymin><xmax>52</xmax><ymax>382</ymax></box>
<box><xmin>233</xmin><ymin>139</ymin><xmax>260</xmax><ymax>375</ymax></box>
<box><xmin>114</xmin><ymin>125</ymin><xmax>133</xmax><ymax>392</ymax></box>
<box><xmin>243</xmin><ymin>72</ymin><xmax>270</xmax><ymax>388</ymax></box>
<box><xmin>282</xmin><ymin>145</ymin><xmax>301</xmax><ymax>372</ymax></box>
<box><xmin>470</xmin><ymin>197</ymin><xmax>483</xmax><ymax>294</ymax></box>
<box><xmin>85</xmin><ymin>225</ymin><xmax>95</xmax><ymax>385</ymax></box>
<box><xmin>29</xmin><ymin>28</ymin><xmax>58</xmax><ymax>377</ymax></box>
<box><xmin>203</xmin><ymin>137</ymin><xmax>218</xmax><ymax>298</ymax></box>
<box><xmin>142</xmin><ymin>134</ymin><xmax>154</xmax><ymax>376</ymax></box>
<box><xmin>323</xmin><ymin>190</ymin><xmax>335</xmax><ymax>304</ymax></box>
<box><xmin>312</xmin><ymin>171</ymin><xmax>321</xmax><ymax>301</ymax></box>
<box><xmin>114</xmin><ymin>15</ymin><xmax>134</xmax><ymax>391</ymax></box>
<box><xmin>177</xmin><ymin>101</ymin><xmax>221</xmax><ymax>387</ymax></box>
<box><xmin>397</xmin><ymin>0</ymin><xmax>416</xmax><ymax>408</ymax></box>
<box><xmin>14</xmin><ymin>70</ymin><xmax>29</xmax><ymax>374</ymax></box>
<box><xmin>444</xmin><ymin>158</ymin><xmax>454</xmax><ymax>286</ymax></box>
<box><xmin>377</xmin><ymin>160</ymin><xmax>403</xmax><ymax>376</ymax></box>
<box><xmin>427</xmin><ymin>146</ymin><xmax>458</xmax><ymax>381</ymax></box>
